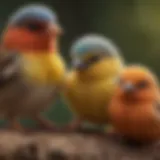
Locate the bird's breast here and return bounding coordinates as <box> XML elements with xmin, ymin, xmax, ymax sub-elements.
<box><xmin>64</xmin><ymin>77</ymin><xmax>115</xmax><ymax>124</ymax></box>
<box><xmin>21</xmin><ymin>54</ymin><xmax>47</xmax><ymax>84</ymax></box>
<box><xmin>21</xmin><ymin>52</ymin><xmax>65</xmax><ymax>85</ymax></box>
<box><xmin>108</xmin><ymin>100</ymin><xmax>160</xmax><ymax>141</ymax></box>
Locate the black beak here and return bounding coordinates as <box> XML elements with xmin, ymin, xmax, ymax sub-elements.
<box><xmin>73</xmin><ymin>60</ymin><xmax>88</xmax><ymax>70</ymax></box>
<box><xmin>75</xmin><ymin>63</ymin><xmax>88</xmax><ymax>70</ymax></box>
<box><xmin>123</xmin><ymin>82</ymin><xmax>135</xmax><ymax>93</ymax></box>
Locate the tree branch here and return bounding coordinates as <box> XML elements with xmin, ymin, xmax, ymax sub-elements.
<box><xmin>0</xmin><ymin>131</ymin><xmax>159</xmax><ymax>160</ymax></box>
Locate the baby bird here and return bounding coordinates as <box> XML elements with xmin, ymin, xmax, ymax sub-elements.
<box><xmin>63</xmin><ymin>34</ymin><xmax>124</xmax><ymax>131</ymax></box>
<box><xmin>108</xmin><ymin>65</ymin><xmax>160</xmax><ymax>143</ymax></box>
<box><xmin>0</xmin><ymin>4</ymin><xmax>66</xmax><ymax>131</ymax></box>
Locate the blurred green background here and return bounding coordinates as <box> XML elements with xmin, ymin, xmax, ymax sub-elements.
<box><xmin>0</xmin><ymin>0</ymin><xmax>160</xmax><ymax>127</ymax></box>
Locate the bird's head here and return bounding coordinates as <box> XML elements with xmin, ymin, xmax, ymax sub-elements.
<box><xmin>71</xmin><ymin>34</ymin><xmax>123</xmax><ymax>79</ymax></box>
<box><xmin>1</xmin><ymin>4</ymin><xmax>63</xmax><ymax>54</ymax></box>
<box><xmin>116</xmin><ymin>65</ymin><xmax>159</xmax><ymax>102</ymax></box>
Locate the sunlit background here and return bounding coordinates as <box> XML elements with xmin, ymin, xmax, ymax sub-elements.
<box><xmin>0</xmin><ymin>0</ymin><xmax>159</xmax><ymax>126</ymax></box>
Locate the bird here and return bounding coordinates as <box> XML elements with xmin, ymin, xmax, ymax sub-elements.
<box><xmin>108</xmin><ymin>65</ymin><xmax>160</xmax><ymax>143</ymax></box>
<box><xmin>2</xmin><ymin>4</ymin><xmax>65</xmax><ymax>85</ymax></box>
<box><xmin>63</xmin><ymin>34</ymin><xmax>124</xmax><ymax>131</ymax></box>
<box><xmin>0</xmin><ymin>4</ymin><xmax>66</xmax><ymax>131</ymax></box>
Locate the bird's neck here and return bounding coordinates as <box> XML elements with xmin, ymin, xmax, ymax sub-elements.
<box><xmin>22</xmin><ymin>44</ymin><xmax>58</xmax><ymax>54</ymax></box>
<box><xmin>20</xmin><ymin>51</ymin><xmax>66</xmax><ymax>85</ymax></box>
<box><xmin>20</xmin><ymin>51</ymin><xmax>58</xmax><ymax>83</ymax></box>
<box><xmin>21</xmin><ymin>51</ymin><xmax>59</xmax><ymax>61</ymax></box>
<box><xmin>77</xmin><ymin>70</ymin><xmax>112</xmax><ymax>83</ymax></box>
<box><xmin>119</xmin><ymin>96</ymin><xmax>154</xmax><ymax>105</ymax></box>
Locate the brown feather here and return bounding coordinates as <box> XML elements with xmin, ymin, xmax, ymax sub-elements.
<box><xmin>0</xmin><ymin>52</ymin><xmax>57</xmax><ymax>126</ymax></box>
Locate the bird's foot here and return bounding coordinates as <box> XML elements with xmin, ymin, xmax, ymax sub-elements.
<box><xmin>62</xmin><ymin>121</ymin><xmax>104</xmax><ymax>136</ymax></box>
<box><xmin>34</xmin><ymin>115</ymin><xmax>58</xmax><ymax>132</ymax></box>
<box><xmin>7</xmin><ymin>121</ymin><xmax>25</xmax><ymax>133</ymax></box>
<box><xmin>62</xmin><ymin>119</ymin><xmax>82</xmax><ymax>133</ymax></box>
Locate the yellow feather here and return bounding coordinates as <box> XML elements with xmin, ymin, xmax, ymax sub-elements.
<box><xmin>63</xmin><ymin>58</ymin><xmax>124</xmax><ymax>124</ymax></box>
<box><xmin>21</xmin><ymin>52</ymin><xmax>66</xmax><ymax>85</ymax></box>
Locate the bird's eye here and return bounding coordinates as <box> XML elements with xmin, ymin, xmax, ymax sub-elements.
<box><xmin>89</xmin><ymin>55</ymin><xmax>100</xmax><ymax>62</ymax></box>
<box><xmin>137</xmin><ymin>80</ymin><xmax>149</xmax><ymax>89</ymax></box>
<box><xmin>19</xmin><ymin>21</ymin><xmax>45</xmax><ymax>32</ymax></box>
<box><xmin>86</xmin><ymin>54</ymin><xmax>104</xmax><ymax>64</ymax></box>
<box><xmin>26</xmin><ymin>23</ymin><xmax>44</xmax><ymax>32</ymax></box>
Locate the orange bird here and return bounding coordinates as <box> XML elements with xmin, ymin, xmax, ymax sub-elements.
<box><xmin>108</xmin><ymin>65</ymin><xmax>160</xmax><ymax>142</ymax></box>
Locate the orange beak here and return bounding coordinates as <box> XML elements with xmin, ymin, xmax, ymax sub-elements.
<box><xmin>48</xmin><ymin>23</ymin><xmax>63</xmax><ymax>36</ymax></box>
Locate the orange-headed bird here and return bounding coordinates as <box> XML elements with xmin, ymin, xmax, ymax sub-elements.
<box><xmin>108</xmin><ymin>65</ymin><xmax>160</xmax><ymax>142</ymax></box>
<box><xmin>0</xmin><ymin>4</ymin><xmax>66</xmax><ymax>131</ymax></box>
<box><xmin>2</xmin><ymin>4</ymin><xmax>65</xmax><ymax>85</ymax></box>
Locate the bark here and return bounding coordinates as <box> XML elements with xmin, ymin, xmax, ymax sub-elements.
<box><xmin>0</xmin><ymin>131</ymin><xmax>159</xmax><ymax>160</ymax></box>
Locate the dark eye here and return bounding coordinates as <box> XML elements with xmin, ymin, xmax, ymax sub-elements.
<box><xmin>89</xmin><ymin>55</ymin><xmax>100</xmax><ymax>62</ymax></box>
<box><xmin>137</xmin><ymin>80</ymin><xmax>149</xmax><ymax>89</ymax></box>
<box><xmin>25</xmin><ymin>23</ymin><xmax>44</xmax><ymax>32</ymax></box>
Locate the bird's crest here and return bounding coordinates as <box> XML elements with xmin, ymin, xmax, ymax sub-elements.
<box><xmin>71</xmin><ymin>34</ymin><xmax>121</xmax><ymax>59</ymax></box>
<box><xmin>8</xmin><ymin>4</ymin><xmax>57</xmax><ymax>25</ymax></box>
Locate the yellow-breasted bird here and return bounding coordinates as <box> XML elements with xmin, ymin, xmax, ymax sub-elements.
<box><xmin>0</xmin><ymin>4</ymin><xmax>66</xmax><ymax>131</ymax></box>
<box><xmin>2</xmin><ymin>4</ymin><xmax>65</xmax><ymax>85</ymax></box>
<box><xmin>63</xmin><ymin>34</ymin><xmax>124</xmax><ymax>131</ymax></box>
<box><xmin>108</xmin><ymin>65</ymin><xmax>160</xmax><ymax>143</ymax></box>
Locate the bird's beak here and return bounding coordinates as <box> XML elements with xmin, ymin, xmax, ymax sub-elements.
<box><xmin>48</xmin><ymin>23</ymin><xmax>63</xmax><ymax>36</ymax></box>
<box><xmin>123</xmin><ymin>82</ymin><xmax>136</xmax><ymax>94</ymax></box>
<box><xmin>73</xmin><ymin>59</ymin><xmax>88</xmax><ymax>71</ymax></box>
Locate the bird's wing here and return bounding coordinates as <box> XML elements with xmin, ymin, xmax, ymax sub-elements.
<box><xmin>0</xmin><ymin>52</ymin><xmax>20</xmax><ymax>86</ymax></box>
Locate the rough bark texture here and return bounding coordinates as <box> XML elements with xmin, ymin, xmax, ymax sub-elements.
<box><xmin>0</xmin><ymin>131</ymin><xmax>159</xmax><ymax>160</ymax></box>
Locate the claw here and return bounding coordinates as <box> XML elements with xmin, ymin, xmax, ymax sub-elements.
<box><xmin>62</xmin><ymin>118</ymin><xmax>82</xmax><ymax>132</ymax></box>
<box><xmin>34</xmin><ymin>115</ymin><xmax>58</xmax><ymax>132</ymax></box>
<box><xmin>7</xmin><ymin>118</ymin><xmax>24</xmax><ymax>132</ymax></box>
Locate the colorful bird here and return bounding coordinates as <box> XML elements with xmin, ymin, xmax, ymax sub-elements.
<box><xmin>108</xmin><ymin>65</ymin><xmax>160</xmax><ymax>142</ymax></box>
<box><xmin>63</xmin><ymin>34</ymin><xmax>124</xmax><ymax>131</ymax></box>
<box><xmin>2</xmin><ymin>4</ymin><xmax>65</xmax><ymax>85</ymax></box>
<box><xmin>0</xmin><ymin>4</ymin><xmax>66</xmax><ymax>131</ymax></box>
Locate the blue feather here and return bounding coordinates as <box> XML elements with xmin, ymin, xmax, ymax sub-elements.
<box><xmin>71</xmin><ymin>34</ymin><xmax>120</xmax><ymax>59</ymax></box>
<box><xmin>9</xmin><ymin>4</ymin><xmax>57</xmax><ymax>25</ymax></box>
